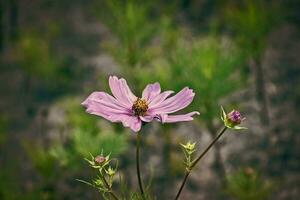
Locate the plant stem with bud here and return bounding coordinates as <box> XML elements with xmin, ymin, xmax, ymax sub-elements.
<box><xmin>174</xmin><ymin>127</ymin><xmax>228</xmax><ymax>200</ymax></box>
<box><xmin>99</xmin><ymin>173</ymin><xmax>119</xmax><ymax>200</ymax></box>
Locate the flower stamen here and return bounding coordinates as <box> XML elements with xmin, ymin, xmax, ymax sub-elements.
<box><xmin>132</xmin><ymin>98</ymin><xmax>148</xmax><ymax>116</ymax></box>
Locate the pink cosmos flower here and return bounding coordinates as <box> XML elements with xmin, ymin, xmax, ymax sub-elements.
<box><xmin>81</xmin><ymin>76</ymin><xmax>199</xmax><ymax>132</ymax></box>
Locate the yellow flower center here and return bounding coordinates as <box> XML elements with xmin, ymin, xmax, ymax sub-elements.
<box><xmin>132</xmin><ymin>98</ymin><xmax>148</xmax><ymax>116</ymax></box>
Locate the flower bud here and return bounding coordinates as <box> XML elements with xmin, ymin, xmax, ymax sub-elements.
<box><xmin>221</xmin><ymin>106</ymin><xmax>247</xmax><ymax>130</ymax></box>
<box><xmin>94</xmin><ymin>155</ymin><xmax>106</xmax><ymax>165</ymax></box>
<box><xmin>227</xmin><ymin>110</ymin><xmax>242</xmax><ymax>126</ymax></box>
<box><xmin>180</xmin><ymin>141</ymin><xmax>196</xmax><ymax>154</ymax></box>
<box><xmin>106</xmin><ymin>166</ymin><xmax>116</xmax><ymax>176</ymax></box>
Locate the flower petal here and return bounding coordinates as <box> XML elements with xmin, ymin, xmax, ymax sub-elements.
<box><xmin>82</xmin><ymin>92</ymin><xmax>130</xmax><ymax>110</ymax></box>
<box><xmin>142</xmin><ymin>82</ymin><xmax>161</xmax><ymax>102</ymax></box>
<box><xmin>109</xmin><ymin>76</ymin><xmax>137</xmax><ymax>107</ymax></box>
<box><xmin>140</xmin><ymin>115</ymin><xmax>155</xmax><ymax>122</ymax></box>
<box><xmin>148</xmin><ymin>90</ymin><xmax>174</xmax><ymax>107</ymax></box>
<box><xmin>109</xmin><ymin>115</ymin><xmax>142</xmax><ymax>132</ymax></box>
<box><xmin>149</xmin><ymin>87</ymin><xmax>195</xmax><ymax>114</ymax></box>
<box><xmin>156</xmin><ymin>111</ymin><xmax>200</xmax><ymax>123</ymax></box>
<box><xmin>82</xmin><ymin>92</ymin><xmax>141</xmax><ymax>132</ymax></box>
<box><xmin>81</xmin><ymin>92</ymin><xmax>131</xmax><ymax>118</ymax></box>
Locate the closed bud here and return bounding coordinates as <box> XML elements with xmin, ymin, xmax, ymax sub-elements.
<box><xmin>180</xmin><ymin>141</ymin><xmax>196</xmax><ymax>154</ymax></box>
<box><xmin>94</xmin><ymin>155</ymin><xmax>106</xmax><ymax>165</ymax></box>
<box><xmin>227</xmin><ymin>110</ymin><xmax>242</xmax><ymax>126</ymax></box>
<box><xmin>107</xmin><ymin>167</ymin><xmax>116</xmax><ymax>176</ymax></box>
<box><xmin>221</xmin><ymin>106</ymin><xmax>247</xmax><ymax>130</ymax></box>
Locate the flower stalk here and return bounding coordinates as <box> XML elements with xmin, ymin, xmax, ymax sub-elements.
<box><xmin>136</xmin><ymin>132</ymin><xmax>145</xmax><ymax>198</ymax></box>
<box><xmin>99</xmin><ymin>172</ymin><xmax>119</xmax><ymax>200</ymax></box>
<box><xmin>174</xmin><ymin>127</ymin><xmax>228</xmax><ymax>200</ymax></box>
<box><xmin>80</xmin><ymin>153</ymin><xmax>120</xmax><ymax>200</ymax></box>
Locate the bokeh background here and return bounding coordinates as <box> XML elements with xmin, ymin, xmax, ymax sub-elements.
<box><xmin>0</xmin><ymin>0</ymin><xmax>300</xmax><ymax>199</ymax></box>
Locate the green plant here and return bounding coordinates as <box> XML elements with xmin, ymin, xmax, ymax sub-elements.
<box><xmin>22</xmin><ymin>141</ymin><xmax>56</xmax><ymax>180</ymax></box>
<box><xmin>49</xmin><ymin>97</ymin><xmax>129</xmax><ymax>169</ymax></box>
<box><xmin>224</xmin><ymin>0</ymin><xmax>280</xmax><ymax>59</ymax></box>
<box><xmin>224</xmin><ymin>0</ymin><xmax>282</xmax><ymax>125</ymax></box>
<box><xmin>15</xmin><ymin>32</ymin><xmax>80</xmax><ymax>97</ymax></box>
<box><xmin>0</xmin><ymin>114</ymin><xmax>8</xmax><ymax>145</ymax></box>
<box><xmin>138</xmin><ymin>34</ymin><xmax>245</xmax><ymax>126</ymax></box>
<box><xmin>225</xmin><ymin>167</ymin><xmax>274</xmax><ymax>200</ymax></box>
<box><xmin>96</xmin><ymin>0</ymin><xmax>157</xmax><ymax>68</ymax></box>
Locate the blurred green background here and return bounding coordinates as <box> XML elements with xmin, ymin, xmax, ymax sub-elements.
<box><xmin>0</xmin><ymin>0</ymin><xmax>299</xmax><ymax>199</ymax></box>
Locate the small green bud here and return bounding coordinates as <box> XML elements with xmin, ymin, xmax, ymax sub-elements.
<box><xmin>180</xmin><ymin>141</ymin><xmax>196</xmax><ymax>154</ymax></box>
<box><xmin>94</xmin><ymin>178</ymin><xmax>103</xmax><ymax>187</ymax></box>
<box><xmin>106</xmin><ymin>166</ymin><xmax>116</xmax><ymax>176</ymax></box>
<box><xmin>180</xmin><ymin>141</ymin><xmax>197</xmax><ymax>170</ymax></box>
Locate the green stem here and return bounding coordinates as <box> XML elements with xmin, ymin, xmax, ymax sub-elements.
<box><xmin>100</xmin><ymin>173</ymin><xmax>119</xmax><ymax>200</ymax></box>
<box><xmin>136</xmin><ymin>133</ymin><xmax>145</xmax><ymax>198</ymax></box>
<box><xmin>174</xmin><ymin>170</ymin><xmax>190</xmax><ymax>200</ymax></box>
<box><xmin>174</xmin><ymin>127</ymin><xmax>228</xmax><ymax>200</ymax></box>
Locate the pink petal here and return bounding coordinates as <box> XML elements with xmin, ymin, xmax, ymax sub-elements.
<box><xmin>142</xmin><ymin>82</ymin><xmax>161</xmax><ymax>102</ymax></box>
<box><xmin>109</xmin><ymin>115</ymin><xmax>142</xmax><ymax>132</ymax></box>
<box><xmin>109</xmin><ymin>76</ymin><xmax>137</xmax><ymax>107</ymax></box>
<box><xmin>148</xmin><ymin>87</ymin><xmax>195</xmax><ymax>114</ymax></box>
<box><xmin>82</xmin><ymin>92</ymin><xmax>141</xmax><ymax>132</ymax></box>
<box><xmin>148</xmin><ymin>90</ymin><xmax>174</xmax><ymax>107</ymax></box>
<box><xmin>140</xmin><ymin>115</ymin><xmax>155</xmax><ymax>122</ymax></box>
<box><xmin>82</xmin><ymin>92</ymin><xmax>129</xmax><ymax>110</ymax></box>
<box><xmin>156</xmin><ymin>111</ymin><xmax>200</xmax><ymax>123</ymax></box>
<box><xmin>81</xmin><ymin>92</ymin><xmax>131</xmax><ymax>120</ymax></box>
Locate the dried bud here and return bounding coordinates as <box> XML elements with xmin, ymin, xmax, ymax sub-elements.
<box><xmin>94</xmin><ymin>155</ymin><xmax>106</xmax><ymax>165</ymax></box>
